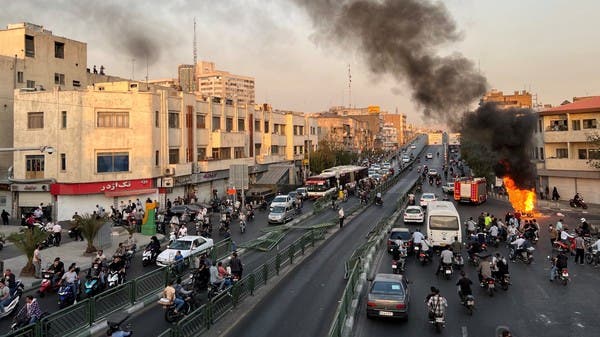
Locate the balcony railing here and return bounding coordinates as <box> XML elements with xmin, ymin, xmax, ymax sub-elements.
<box><xmin>546</xmin><ymin>125</ymin><xmax>568</xmax><ymax>132</ymax></box>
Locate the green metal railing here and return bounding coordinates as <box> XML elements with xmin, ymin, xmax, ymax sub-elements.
<box><xmin>5</xmin><ymin>238</ymin><xmax>233</xmax><ymax>337</ymax></box>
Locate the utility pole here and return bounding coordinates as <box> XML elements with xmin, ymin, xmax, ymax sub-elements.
<box><xmin>348</xmin><ymin>63</ymin><xmax>352</xmax><ymax>108</ymax></box>
<box><xmin>193</xmin><ymin>17</ymin><xmax>197</xmax><ymax>91</ymax></box>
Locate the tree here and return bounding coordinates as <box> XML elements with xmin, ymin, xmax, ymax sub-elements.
<box><xmin>309</xmin><ymin>140</ymin><xmax>360</xmax><ymax>174</ymax></box>
<box><xmin>586</xmin><ymin>132</ymin><xmax>600</xmax><ymax>169</ymax></box>
<box><xmin>79</xmin><ymin>214</ymin><xmax>106</xmax><ymax>253</ymax></box>
<box><xmin>7</xmin><ymin>228</ymin><xmax>48</xmax><ymax>276</ymax></box>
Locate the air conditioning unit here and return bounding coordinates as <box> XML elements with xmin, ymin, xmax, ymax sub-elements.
<box><xmin>162</xmin><ymin>177</ymin><xmax>174</xmax><ymax>188</ymax></box>
<box><xmin>164</xmin><ymin>167</ymin><xmax>175</xmax><ymax>176</ymax></box>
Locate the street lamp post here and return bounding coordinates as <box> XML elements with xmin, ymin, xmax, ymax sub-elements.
<box><xmin>0</xmin><ymin>146</ymin><xmax>55</xmax><ymax>154</ymax></box>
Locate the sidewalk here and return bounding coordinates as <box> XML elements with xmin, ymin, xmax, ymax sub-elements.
<box><xmin>0</xmin><ymin>225</ymin><xmax>163</xmax><ymax>290</ymax></box>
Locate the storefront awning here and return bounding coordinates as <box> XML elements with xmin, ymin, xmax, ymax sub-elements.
<box><xmin>104</xmin><ymin>188</ymin><xmax>158</xmax><ymax>197</ymax></box>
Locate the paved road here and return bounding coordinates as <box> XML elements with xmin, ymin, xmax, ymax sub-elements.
<box><xmin>221</xmin><ymin>145</ymin><xmax>432</xmax><ymax>337</ymax></box>
<box><xmin>353</xmin><ymin>177</ymin><xmax>600</xmax><ymax>337</ymax></box>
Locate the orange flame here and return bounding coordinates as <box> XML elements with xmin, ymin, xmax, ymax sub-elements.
<box><xmin>503</xmin><ymin>177</ymin><xmax>536</xmax><ymax>213</ymax></box>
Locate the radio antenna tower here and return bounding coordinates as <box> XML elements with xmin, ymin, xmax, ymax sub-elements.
<box><xmin>193</xmin><ymin>17</ymin><xmax>197</xmax><ymax>65</ymax></box>
<box><xmin>348</xmin><ymin>63</ymin><xmax>352</xmax><ymax>108</ymax></box>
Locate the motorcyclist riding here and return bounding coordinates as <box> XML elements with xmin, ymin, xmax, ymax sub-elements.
<box><xmin>509</xmin><ymin>237</ymin><xmax>529</xmax><ymax>260</ymax></box>
<box><xmin>147</xmin><ymin>236</ymin><xmax>161</xmax><ymax>260</ymax></box>
<box><xmin>426</xmin><ymin>287</ymin><xmax>447</xmax><ymax>322</ymax></box>
<box><xmin>437</xmin><ymin>247</ymin><xmax>454</xmax><ymax>276</ymax></box>
<box><xmin>48</xmin><ymin>257</ymin><xmax>65</xmax><ymax>287</ymax></box>
<box><xmin>456</xmin><ymin>271</ymin><xmax>473</xmax><ymax>303</ymax></box>
<box><xmin>108</xmin><ymin>255</ymin><xmax>126</xmax><ymax>284</ymax></box>
<box><xmin>477</xmin><ymin>255</ymin><xmax>493</xmax><ymax>284</ymax></box>
<box><xmin>550</xmin><ymin>251</ymin><xmax>568</xmax><ymax>281</ymax></box>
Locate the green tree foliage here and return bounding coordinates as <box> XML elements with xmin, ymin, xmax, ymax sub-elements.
<box><xmin>7</xmin><ymin>228</ymin><xmax>48</xmax><ymax>276</ymax></box>
<box><xmin>78</xmin><ymin>213</ymin><xmax>106</xmax><ymax>253</ymax></box>
<box><xmin>460</xmin><ymin>138</ymin><xmax>495</xmax><ymax>182</ymax></box>
<box><xmin>309</xmin><ymin>140</ymin><xmax>359</xmax><ymax>174</ymax></box>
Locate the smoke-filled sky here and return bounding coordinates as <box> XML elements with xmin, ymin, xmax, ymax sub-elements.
<box><xmin>2</xmin><ymin>0</ymin><xmax>600</xmax><ymax>124</ymax></box>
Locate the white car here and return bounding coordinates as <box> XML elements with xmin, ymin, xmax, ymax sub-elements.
<box><xmin>419</xmin><ymin>193</ymin><xmax>437</xmax><ymax>208</ymax></box>
<box><xmin>428</xmin><ymin>169</ymin><xmax>438</xmax><ymax>176</ymax></box>
<box><xmin>270</xmin><ymin>195</ymin><xmax>294</xmax><ymax>211</ymax></box>
<box><xmin>410</xmin><ymin>144</ymin><xmax>416</xmax><ymax>149</ymax></box>
<box><xmin>426</xmin><ymin>153</ymin><xmax>433</xmax><ymax>159</ymax></box>
<box><xmin>402</xmin><ymin>156</ymin><xmax>410</xmax><ymax>163</ymax></box>
<box><xmin>156</xmin><ymin>235</ymin><xmax>214</xmax><ymax>267</ymax></box>
<box><xmin>403</xmin><ymin>206</ymin><xmax>424</xmax><ymax>224</ymax></box>
<box><xmin>442</xmin><ymin>182</ymin><xmax>454</xmax><ymax>194</ymax></box>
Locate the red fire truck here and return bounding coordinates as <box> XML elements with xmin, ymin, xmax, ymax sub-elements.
<box><xmin>454</xmin><ymin>177</ymin><xmax>487</xmax><ymax>204</ymax></box>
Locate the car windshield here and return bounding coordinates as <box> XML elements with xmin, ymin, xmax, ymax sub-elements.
<box><xmin>371</xmin><ymin>281</ymin><xmax>405</xmax><ymax>295</ymax></box>
<box><xmin>406</xmin><ymin>208</ymin><xmax>422</xmax><ymax>214</ymax></box>
<box><xmin>390</xmin><ymin>231</ymin><xmax>411</xmax><ymax>240</ymax></box>
<box><xmin>271</xmin><ymin>206</ymin><xmax>285</xmax><ymax>213</ymax></box>
<box><xmin>422</xmin><ymin>194</ymin><xmax>435</xmax><ymax>200</ymax></box>
<box><xmin>273</xmin><ymin>196</ymin><xmax>287</xmax><ymax>203</ymax></box>
<box><xmin>297</xmin><ymin>188</ymin><xmax>306</xmax><ymax>193</ymax></box>
<box><xmin>169</xmin><ymin>240</ymin><xmax>192</xmax><ymax>250</ymax></box>
<box><xmin>429</xmin><ymin>215</ymin><xmax>459</xmax><ymax>230</ymax></box>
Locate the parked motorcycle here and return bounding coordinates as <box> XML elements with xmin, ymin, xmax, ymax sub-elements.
<box><xmin>0</xmin><ymin>281</ymin><xmax>24</xmax><ymax>319</ymax></box>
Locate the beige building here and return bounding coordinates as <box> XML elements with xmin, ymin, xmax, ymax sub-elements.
<box><xmin>195</xmin><ymin>61</ymin><xmax>255</xmax><ymax>105</ymax></box>
<box><xmin>482</xmin><ymin>89</ymin><xmax>533</xmax><ymax>109</ymax></box>
<box><xmin>538</xmin><ymin>96</ymin><xmax>600</xmax><ymax>203</ymax></box>
<box><xmin>12</xmin><ymin>81</ymin><xmax>319</xmax><ymax>220</ymax></box>
<box><xmin>382</xmin><ymin>113</ymin><xmax>407</xmax><ymax>145</ymax></box>
<box><xmin>178</xmin><ymin>64</ymin><xmax>195</xmax><ymax>92</ymax></box>
<box><xmin>315</xmin><ymin>114</ymin><xmax>372</xmax><ymax>151</ymax></box>
<box><xmin>381</xmin><ymin>123</ymin><xmax>399</xmax><ymax>151</ymax></box>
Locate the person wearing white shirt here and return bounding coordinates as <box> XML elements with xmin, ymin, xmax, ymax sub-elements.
<box><xmin>560</xmin><ymin>230</ymin><xmax>573</xmax><ymax>243</ymax></box>
<box><xmin>412</xmin><ymin>230</ymin><xmax>425</xmax><ymax>244</ymax></box>
<box><xmin>489</xmin><ymin>224</ymin><xmax>499</xmax><ymax>238</ymax></box>
<box><xmin>52</xmin><ymin>222</ymin><xmax>62</xmax><ymax>246</ymax></box>
<box><xmin>178</xmin><ymin>225</ymin><xmax>188</xmax><ymax>237</ymax></box>
<box><xmin>437</xmin><ymin>247</ymin><xmax>454</xmax><ymax>275</ymax></box>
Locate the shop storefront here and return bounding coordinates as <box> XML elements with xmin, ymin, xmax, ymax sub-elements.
<box><xmin>50</xmin><ymin>178</ymin><xmax>157</xmax><ymax>221</ymax></box>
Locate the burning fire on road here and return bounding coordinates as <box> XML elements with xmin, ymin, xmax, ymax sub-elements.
<box><xmin>503</xmin><ymin>176</ymin><xmax>536</xmax><ymax>213</ymax></box>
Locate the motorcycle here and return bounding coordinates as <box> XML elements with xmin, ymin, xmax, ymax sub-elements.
<box><xmin>107</xmin><ymin>270</ymin><xmax>121</xmax><ymax>288</ymax></box>
<box><xmin>498</xmin><ymin>274</ymin><xmax>510</xmax><ymax>291</ymax></box>
<box><xmin>418</xmin><ymin>251</ymin><xmax>431</xmax><ymax>266</ymax></box>
<box><xmin>585</xmin><ymin>246</ymin><xmax>599</xmax><ymax>265</ymax></box>
<box><xmin>556</xmin><ymin>268</ymin><xmax>570</xmax><ymax>286</ymax></box>
<box><xmin>240</xmin><ymin>219</ymin><xmax>246</xmax><ymax>234</ymax></box>
<box><xmin>0</xmin><ymin>281</ymin><xmax>24</xmax><ymax>319</ymax></box>
<box><xmin>468</xmin><ymin>253</ymin><xmax>481</xmax><ymax>267</ymax></box>
<box><xmin>106</xmin><ymin>313</ymin><xmax>133</xmax><ymax>337</ymax></box>
<box><xmin>480</xmin><ymin>277</ymin><xmax>495</xmax><ymax>297</ymax></box>
<box><xmin>453</xmin><ymin>253</ymin><xmax>464</xmax><ymax>270</ymax></box>
<box><xmin>142</xmin><ymin>246</ymin><xmax>159</xmax><ymax>267</ymax></box>
<box><xmin>68</xmin><ymin>227</ymin><xmax>82</xmax><ymax>240</ymax></box>
<box><xmin>11</xmin><ymin>311</ymin><xmax>48</xmax><ymax>331</ymax></box>
<box><xmin>508</xmin><ymin>246</ymin><xmax>535</xmax><ymax>264</ymax></box>
<box><xmin>439</xmin><ymin>264</ymin><xmax>453</xmax><ymax>280</ymax></box>
<box><xmin>429</xmin><ymin>313</ymin><xmax>445</xmax><ymax>333</ymax></box>
<box><xmin>569</xmin><ymin>198</ymin><xmax>588</xmax><ymax>209</ymax></box>
<box><xmin>123</xmin><ymin>246</ymin><xmax>136</xmax><ymax>269</ymax></box>
<box><xmin>553</xmin><ymin>237</ymin><xmax>575</xmax><ymax>254</ymax></box>
<box><xmin>57</xmin><ymin>282</ymin><xmax>77</xmax><ymax>309</ymax></box>
<box><xmin>83</xmin><ymin>275</ymin><xmax>102</xmax><ymax>298</ymax></box>
<box><xmin>459</xmin><ymin>292</ymin><xmax>475</xmax><ymax>316</ymax></box>
<box><xmin>38</xmin><ymin>270</ymin><xmax>59</xmax><ymax>297</ymax></box>
<box><xmin>392</xmin><ymin>257</ymin><xmax>405</xmax><ymax>274</ymax></box>
<box><xmin>374</xmin><ymin>197</ymin><xmax>383</xmax><ymax>206</ymax></box>
<box><xmin>162</xmin><ymin>295</ymin><xmax>194</xmax><ymax>323</ymax></box>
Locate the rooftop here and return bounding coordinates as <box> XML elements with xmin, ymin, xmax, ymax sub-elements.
<box><xmin>542</xmin><ymin>96</ymin><xmax>600</xmax><ymax>114</ymax></box>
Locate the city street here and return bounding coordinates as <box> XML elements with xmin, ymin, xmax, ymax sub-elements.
<box><xmin>353</xmin><ymin>179</ymin><xmax>600</xmax><ymax>337</ymax></box>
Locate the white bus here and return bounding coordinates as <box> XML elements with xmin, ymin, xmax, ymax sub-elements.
<box><xmin>426</xmin><ymin>201</ymin><xmax>461</xmax><ymax>247</ymax></box>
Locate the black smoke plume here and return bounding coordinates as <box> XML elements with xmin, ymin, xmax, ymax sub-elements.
<box><xmin>460</xmin><ymin>103</ymin><xmax>537</xmax><ymax>189</ymax></box>
<box><xmin>293</xmin><ymin>0</ymin><xmax>488</xmax><ymax>125</ymax></box>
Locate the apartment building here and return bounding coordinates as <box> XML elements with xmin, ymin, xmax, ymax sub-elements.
<box><xmin>315</xmin><ymin>114</ymin><xmax>372</xmax><ymax>151</ymax></box>
<box><xmin>382</xmin><ymin>113</ymin><xmax>407</xmax><ymax>145</ymax></box>
<box><xmin>0</xmin><ymin>22</ymin><xmax>88</xmax><ymax>211</ymax></box>
<box><xmin>12</xmin><ymin>81</ymin><xmax>319</xmax><ymax>220</ymax></box>
<box><xmin>537</xmin><ymin>96</ymin><xmax>600</xmax><ymax>203</ymax></box>
<box><xmin>482</xmin><ymin>89</ymin><xmax>533</xmax><ymax>109</ymax></box>
<box><xmin>381</xmin><ymin>123</ymin><xmax>399</xmax><ymax>151</ymax></box>
<box><xmin>195</xmin><ymin>61</ymin><xmax>255</xmax><ymax>105</ymax></box>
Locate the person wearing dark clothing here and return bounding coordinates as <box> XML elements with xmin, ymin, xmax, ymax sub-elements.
<box><xmin>456</xmin><ymin>271</ymin><xmax>473</xmax><ymax>299</ymax></box>
<box><xmin>552</xmin><ymin>187</ymin><xmax>560</xmax><ymax>201</ymax></box>
<box><xmin>229</xmin><ymin>252</ymin><xmax>244</xmax><ymax>279</ymax></box>
<box><xmin>1</xmin><ymin>210</ymin><xmax>9</xmax><ymax>226</ymax></box>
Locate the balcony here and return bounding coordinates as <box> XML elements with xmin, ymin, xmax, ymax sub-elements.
<box><xmin>197</xmin><ymin>157</ymin><xmax>254</xmax><ymax>172</ymax></box>
<box><xmin>544</xmin><ymin>158</ymin><xmax>596</xmax><ymax>171</ymax></box>
<box><xmin>544</xmin><ymin>129</ymin><xmax>595</xmax><ymax>143</ymax></box>
<box><xmin>211</xmin><ymin>130</ymin><xmax>246</xmax><ymax>148</ymax></box>
<box><xmin>269</xmin><ymin>134</ymin><xmax>286</xmax><ymax>145</ymax></box>
<box><xmin>256</xmin><ymin>154</ymin><xmax>285</xmax><ymax>164</ymax></box>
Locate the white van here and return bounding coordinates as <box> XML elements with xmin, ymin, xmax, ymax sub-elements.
<box><xmin>426</xmin><ymin>201</ymin><xmax>461</xmax><ymax>247</ymax></box>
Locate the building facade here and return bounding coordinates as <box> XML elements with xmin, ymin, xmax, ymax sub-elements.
<box><xmin>314</xmin><ymin>114</ymin><xmax>372</xmax><ymax>151</ymax></box>
<box><xmin>482</xmin><ymin>89</ymin><xmax>533</xmax><ymax>109</ymax></box>
<box><xmin>195</xmin><ymin>61</ymin><xmax>255</xmax><ymax>105</ymax></box>
<box><xmin>382</xmin><ymin>113</ymin><xmax>407</xmax><ymax>145</ymax></box>
<box><xmin>537</xmin><ymin>96</ymin><xmax>600</xmax><ymax>203</ymax></box>
<box><xmin>12</xmin><ymin>81</ymin><xmax>319</xmax><ymax>220</ymax></box>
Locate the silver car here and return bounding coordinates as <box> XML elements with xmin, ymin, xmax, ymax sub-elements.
<box><xmin>366</xmin><ymin>273</ymin><xmax>410</xmax><ymax>319</ymax></box>
<box><xmin>268</xmin><ymin>206</ymin><xmax>294</xmax><ymax>224</ymax></box>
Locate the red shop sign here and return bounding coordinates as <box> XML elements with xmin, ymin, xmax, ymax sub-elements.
<box><xmin>50</xmin><ymin>179</ymin><xmax>154</xmax><ymax>195</ymax></box>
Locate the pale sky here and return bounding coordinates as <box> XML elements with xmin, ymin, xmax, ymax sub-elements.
<box><xmin>2</xmin><ymin>0</ymin><xmax>599</xmax><ymax>125</ymax></box>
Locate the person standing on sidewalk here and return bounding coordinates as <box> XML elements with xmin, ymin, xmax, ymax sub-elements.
<box><xmin>338</xmin><ymin>207</ymin><xmax>345</xmax><ymax>228</ymax></box>
<box><xmin>229</xmin><ymin>252</ymin><xmax>243</xmax><ymax>279</ymax></box>
<box><xmin>574</xmin><ymin>234</ymin><xmax>585</xmax><ymax>265</ymax></box>
<box><xmin>52</xmin><ymin>221</ymin><xmax>62</xmax><ymax>246</ymax></box>
<box><xmin>1</xmin><ymin>210</ymin><xmax>9</xmax><ymax>226</ymax></box>
<box><xmin>33</xmin><ymin>244</ymin><xmax>42</xmax><ymax>279</ymax></box>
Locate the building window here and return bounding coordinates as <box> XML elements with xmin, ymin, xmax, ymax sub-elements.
<box><xmin>54</xmin><ymin>41</ymin><xmax>64</xmax><ymax>59</ymax></box>
<box><xmin>61</xmin><ymin>111</ymin><xmax>67</xmax><ymax>128</ymax></box>
<box><xmin>72</xmin><ymin>80</ymin><xmax>81</xmax><ymax>87</ymax></box>
<box><xmin>97</xmin><ymin>152</ymin><xmax>129</xmax><ymax>173</ymax></box>
<box><xmin>26</xmin><ymin>80</ymin><xmax>35</xmax><ymax>88</ymax></box>
<box><xmin>226</xmin><ymin>118</ymin><xmax>233</xmax><ymax>132</ymax></box>
<box><xmin>590</xmin><ymin>149</ymin><xmax>600</xmax><ymax>160</ymax></box>
<box><xmin>534</xmin><ymin>147</ymin><xmax>539</xmax><ymax>160</ymax></box>
<box><xmin>60</xmin><ymin>153</ymin><xmax>66</xmax><ymax>171</ymax></box>
<box><xmin>197</xmin><ymin>147</ymin><xmax>207</xmax><ymax>160</ymax></box>
<box><xmin>25</xmin><ymin>155</ymin><xmax>44</xmax><ymax>179</ymax></box>
<box><xmin>25</xmin><ymin>35</ymin><xmax>35</xmax><ymax>57</ymax></box>
<box><xmin>583</xmin><ymin>119</ymin><xmax>597</xmax><ymax>129</ymax></box>
<box><xmin>264</xmin><ymin>121</ymin><xmax>269</xmax><ymax>133</ymax></box>
<box><xmin>17</xmin><ymin>71</ymin><xmax>24</xmax><ymax>83</ymax></box>
<box><xmin>234</xmin><ymin>147</ymin><xmax>245</xmax><ymax>158</ymax></box>
<box><xmin>155</xmin><ymin>150</ymin><xmax>159</xmax><ymax>166</ymax></box>
<box><xmin>255</xmin><ymin>143</ymin><xmax>261</xmax><ymax>155</ymax></box>
<box><xmin>556</xmin><ymin>148</ymin><xmax>568</xmax><ymax>159</ymax></box>
<box><xmin>168</xmin><ymin>111</ymin><xmax>180</xmax><ymax>128</ymax></box>
<box><xmin>212</xmin><ymin>148</ymin><xmax>220</xmax><ymax>160</ymax></box>
<box><xmin>212</xmin><ymin>116</ymin><xmax>221</xmax><ymax>131</ymax></box>
<box><xmin>197</xmin><ymin>114</ymin><xmax>206</xmax><ymax>129</ymax></box>
<box><xmin>572</xmin><ymin>120</ymin><xmax>581</xmax><ymax>131</ymax></box>
<box><xmin>578</xmin><ymin>149</ymin><xmax>588</xmax><ymax>160</ymax></box>
<box><xmin>221</xmin><ymin>147</ymin><xmax>231</xmax><ymax>159</ymax></box>
<box><xmin>27</xmin><ymin>112</ymin><xmax>44</xmax><ymax>129</ymax></box>
<box><xmin>169</xmin><ymin>149</ymin><xmax>180</xmax><ymax>164</ymax></box>
<box><xmin>540</xmin><ymin>147</ymin><xmax>544</xmax><ymax>160</ymax></box>
<box><xmin>97</xmin><ymin>111</ymin><xmax>129</xmax><ymax>128</ymax></box>
<box><xmin>254</xmin><ymin>120</ymin><xmax>261</xmax><ymax>132</ymax></box>
<box><xmin>271</xmin><ymin>145</ymin><xmax>278</xmax><ymax>155</ymax></box>
<box><xmin>54</xmin><ymin>73</ymin><xmax>65</xmax><ymax>85</ymax></box>
<box><xmin>237</xmin><ymin>119</ymin><xmax>245</xmax><ymax>132</ymax></box>
<box><xmin>155</xmin><ymin>111</ymin><xmax>159</xmax><ymax>128</ymax></box>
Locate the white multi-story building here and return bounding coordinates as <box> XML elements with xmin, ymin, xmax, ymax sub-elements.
<box><xmin>195</xmin><ymin>61</ymin><xmax>255</xmax><ymax>105</ymax></box>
